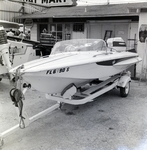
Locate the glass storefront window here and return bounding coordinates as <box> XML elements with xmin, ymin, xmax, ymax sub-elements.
<box><xmin>65</xmin><ymin>24</ymin><xmax>70</xmax><ymax>33</ymax></box>
<box><xmin>49</xmin><ymin>23</ymin><xmax>71</xmax><ymax>41</ymax></box>
<box><xmin>57</xmin><ymin>24</ymin><xmax>62</xmax><ymax>31</ymax></box>
<box><xmin>73</xmin><ymin>23</ymin><xmax>84</xmax><ymax>32</ymax></box>
<box><xmin>50</xmin><ymin>24</ymin><xmax>56</xmax><ymax>32</ymax></box>
<box><xmin>50</xmin><ymin>24</ymin><xmax>63</xmax><ymax>41</ymax></box>
<box><xmin>51</xmin><ymin>32</ymin><xmax>56</xmax><ymax>37</ymax></box>
<box><xmin>57</xmin><ymin>32</ymin><xmax>62</xmax><ymax>41</ymax></box>
<box><xmin>65</xmin><ymin>24</ymin><xmax>71</xmax><ymax>40</ymax></box>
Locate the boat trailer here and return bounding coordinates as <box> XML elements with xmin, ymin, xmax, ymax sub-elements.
<box><xmin>0</xmin><ymin>71</ymin><xmax>131</xmax><ymax>147</ymax></box>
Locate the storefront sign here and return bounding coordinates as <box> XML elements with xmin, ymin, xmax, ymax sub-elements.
<box><xmin>22</xmin><ymin>0</ymin><xmax>77</xmax><ymax>6</ymax></box>
<box><xmin>24</xmin><ymin>18</ymin><xmax>33</xmax><ymax>29</ymax></box>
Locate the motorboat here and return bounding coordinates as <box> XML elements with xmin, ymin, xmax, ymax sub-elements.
<box><xmin>0</xmin><ymin>26</ymin><xmax>40</xmax><ymax>80</ymax></box>
<box><xmin>0</xmin><ymin>38</ymin><xmax>142</xmax><ymax>144</ymax></box>
<box><xmin>10</xmin><ymin>38</ymin><xmax>142</xmax><ymax>94</ymax></box>
<box><xmin>0</xmin><ymin>21</ymin><xmax>55</xmax><ymax>80</ymax></box>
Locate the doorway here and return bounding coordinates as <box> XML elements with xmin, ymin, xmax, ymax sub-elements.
<box><xmin>39</xmin><ymin>24</ymin><xmax>48</xmax><ymax>40</ymax></box>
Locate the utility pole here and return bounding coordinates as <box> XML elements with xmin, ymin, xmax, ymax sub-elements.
<box><xmin>22</xmin><ymin>1</ymin><xmax>25</xmax><ymax>34</ymax></box>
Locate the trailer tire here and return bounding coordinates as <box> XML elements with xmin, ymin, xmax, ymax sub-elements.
<box><xmin>0</xmin><ymin>78</ymin><xmax>2</xmax><ymax>82</ymax></box>
<box><xmin>120</xmin><ymin>82</ymin><xmax>130</xmax><ymax>97</ymax></box>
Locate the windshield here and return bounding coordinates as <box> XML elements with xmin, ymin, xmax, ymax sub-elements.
<box><xmin>51</xmin><ymin>39</ymin><xmax>107</xmax><ymax>54</ymax></box>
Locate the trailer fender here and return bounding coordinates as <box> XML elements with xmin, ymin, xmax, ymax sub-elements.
<box><xmin>117</xmin><ymin>74</ymin><xmax>131</xmax><ymax>88</ymax></box>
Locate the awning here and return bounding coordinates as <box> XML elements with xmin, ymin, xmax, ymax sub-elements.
<box><xmin>0</xmin><ymin>20</ymin><xmax>20</xmax><ymax>29</ymax></box>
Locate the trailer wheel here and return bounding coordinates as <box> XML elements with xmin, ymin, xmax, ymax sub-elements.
<box><xmin>0</xmin><ymin>78</ymin><xmax>2</xmax><ymax>82</ymax></box>
<box><xmin>120</xmin><ymin>82</ymin><xmax>130</xmax><ymax>97</ymax></box>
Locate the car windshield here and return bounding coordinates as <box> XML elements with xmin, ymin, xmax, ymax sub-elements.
<box><xmin>51</xmin><ymin>39</ymin><xmax>107</xmax><ymax>54</ymax></box>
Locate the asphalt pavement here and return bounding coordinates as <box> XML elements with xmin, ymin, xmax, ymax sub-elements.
<box><xmin>0</xmin><ymin>79</ymin><xmax>147</xmax><ymax>150</ymax></box>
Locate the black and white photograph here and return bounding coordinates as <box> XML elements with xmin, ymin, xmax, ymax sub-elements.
<box><xmin>0</xmin><ymin>0</ymin><xmax>147</xmax><ymax>150</ymax></box>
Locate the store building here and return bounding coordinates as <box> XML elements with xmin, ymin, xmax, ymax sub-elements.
<box><xmin>15</xmin><ymin>2</ymin><xmax>146</xmax><ymax>48</ymax></box>
<box><xmin>1</xmin><ymin>1</ymin><xmax>147</xmax><ymax>78</ymax></box>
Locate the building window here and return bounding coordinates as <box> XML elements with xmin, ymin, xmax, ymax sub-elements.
<box><xmin>73</xmin><ymin>23</ymin><xmax>84</xmax><ymax>32</ymax></box>
<box><xmin>140</xmin><ymin>8</ymin><xmax>147</xmax><ymax>13</ymax></box>
<box><xmin>65</xmin><ymin>24</ymin><xmax>71</xmax><ymax>40</ymax></box>
<box><xmin>50</xmin><ymin>24</ymin><xmax>62</xmax><ymax>41</ymax></box>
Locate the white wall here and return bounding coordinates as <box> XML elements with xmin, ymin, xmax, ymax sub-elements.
<box><xmin>88</xmin><ymin>21</ymin><xmax>129</xmax><ymax>43</ymax></box>
<box><xmin>88</xmin><ymin>23</ymin><xmax>102</xmax><ymax>39</ymax></box>
<box><xmin>0</xmin><ymin>1</ymin><xmax>21</xmax><ymax>22</ymax></box>
<box><xmin>0</xmin><ymin>1</ymin><xmax>44</xmax><ymax>22</ymax></box>
<box><xmin>127</xmin><ymin>22</ymin><xmax>138</xmax><ymax>50</ymax></box>
<box><xmin>30</xmin><ymin>24</ymin><xmax>38</xmax><ymax>41</ymax></box>
<box><xmin>88</xmin><ymin>21</ymin><xmax>139</xmax><ymax>50</ymax></box>
<box><xmin>137</xmin><ymin>13</ymin><xmax>147</xmax><ymax>57</ymax></box>
<box><xmin>136</xmin><ymin>13</ymin><xmax>147</xmax><ymax>76</ymax></box>
<box><xmin>72</xmin><ymin>24</ymin><xmax>87</xmax><ymax>39</ymax></box>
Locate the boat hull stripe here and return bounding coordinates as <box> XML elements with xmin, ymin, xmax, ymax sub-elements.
<box><xmin>96</xmin><ymin>56</ymin><xmax>136</xmax><ymax>66</ymax></box>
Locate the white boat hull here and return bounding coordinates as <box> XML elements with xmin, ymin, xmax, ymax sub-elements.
<box><xmin>22</xmin><ymin>55</ymin><xmax>141</xmax><ymax>93</ymax></box>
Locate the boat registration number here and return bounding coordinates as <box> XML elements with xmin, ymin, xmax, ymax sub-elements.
<box><xmin>46</xmin><ymin>67</ymin><xmax>70</xmax><ymax>74</ymax></box>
